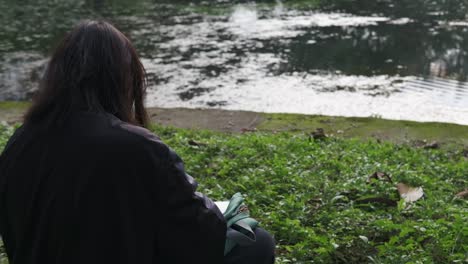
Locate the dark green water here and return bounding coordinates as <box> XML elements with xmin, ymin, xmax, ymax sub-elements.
<box><xmin>1</xmin><ymin>0</ymin><xmax>468</xmax><ymax>124</ymax></box>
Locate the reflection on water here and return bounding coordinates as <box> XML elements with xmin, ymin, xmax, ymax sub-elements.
<box><xmin>0</xmin><ymin>0</ymin><xmax>468</xmax><ymax>124</ymax></box>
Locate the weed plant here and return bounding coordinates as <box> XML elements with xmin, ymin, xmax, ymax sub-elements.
<box><xmin>0</xmin><ymin>124</ymin><xmax>466</xmax><ymax>263</ymax></box>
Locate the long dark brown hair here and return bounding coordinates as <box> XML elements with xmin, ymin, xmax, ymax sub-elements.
<box><xmin>24</xmin><ymin>20</ymin><xmax>149</xmax><ymax>127</ymax></box>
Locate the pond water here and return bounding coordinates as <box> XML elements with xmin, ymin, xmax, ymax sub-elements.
<box><xmin>1</xmin><ymin>0</ymin><xmax>468</xmax><ymax>124</ymax></box>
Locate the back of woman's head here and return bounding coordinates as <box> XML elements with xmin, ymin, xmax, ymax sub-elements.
<box><xmin>25</xmin><ymin>20</ymin><xmax>149</xmax><ymax>127</ymax></box>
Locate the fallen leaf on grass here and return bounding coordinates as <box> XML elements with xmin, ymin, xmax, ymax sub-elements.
<box><xmin>423</xmin><ymin>141</ymin><xmax>440</xmax><ymax>149</ymax></box>
<box><xmin>455</xmin><ymin>189</ymin><xmax>468</xmax><ymax>199</ymax></box>
<box><xmin>367</xmin><ymin>172</ymin><xmax>393</xmax><ymax>184</ymax></box>
<box><xmin>188</xmin><ymin>139</ymin><xmax>206</xmax><ymax>147</ymax></box>
<box><xmin>331</xmin><ymin>195</ymin><xmax>348</xmax><ymax>204</ymax></box>
<box><xmin>358</xmin><ymin>235</ymin><xmax>369</xmax><ymax>243</ymax></box>
<box><xmin>240</xmin><ymin>128</ymin><xmax>257</xmax><ymax>133</ymax></box>
<box><xmin>355</xmin><ymin>196</ymin><xmax>398</xmax><ymax>207</ymax></box>
<box><xmin>307</xmin><ymin>198</ymin><xmax>323</xmax><ymax>210</ymax></box>
<box><xmin>310</xmin><ymin>128</ymin><xmax>327</xmax><ymax>140</ymax></box>
<box><xmin>412</xmin><ymin>140</ymin><xmax>440</xmax><ymax>149</ymax></box>
<box><xmin>463</xmin><ymin>149</ymin><xmax>468</xmax><ymax>158</ymax></box>
<box><xmin>397</xmin><ymin>183</ymin><xmax>424</xmax><ymax>203</ymax></box>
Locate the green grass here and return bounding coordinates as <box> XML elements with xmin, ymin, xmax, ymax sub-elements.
<box><xmin>0</xmin><ymin>101</ymin><xmax>29</xmax><ymax>111</ymax></box>
<box><xmin>0</xmin><ymin>124</ymin><xmax>467</xmax><ymax>263</ymax></box>
<box><xmin>2</xmin><ymin>101</ymin><xmax>468</xmax><ymax>149</ymax></box>
<box><xmin>259</xmin><ymin>113</ymin><xmax>468</xmax><ymax>149</ymax></box>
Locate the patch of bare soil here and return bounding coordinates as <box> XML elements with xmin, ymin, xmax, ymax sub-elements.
<box><xmin>148</xmin><ymin>107</ymin><xmax>263</xmax><ymax>132</ymax></box>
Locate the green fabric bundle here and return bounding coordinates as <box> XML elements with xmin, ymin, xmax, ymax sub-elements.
<box><xmin>223</xmin><ymin>193</ymin><xmax>259</xmax><ymax>256</ymax></box>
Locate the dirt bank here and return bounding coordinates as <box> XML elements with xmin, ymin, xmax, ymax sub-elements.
<box><xmin>148</xmin><ymin>107</ymin><xmax>263</xmax><ymax>132</ymax></box>
<box><xmin>1</xmin><ymin>102</ymin><xmax>467</xmax><ymax>149</ymax></box>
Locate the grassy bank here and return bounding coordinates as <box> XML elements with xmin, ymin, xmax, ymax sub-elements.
<box><xmin>260</xmin><ymin>113</ymin><xmax>468</xmax><ymax>149</ymax></box>
<box><xmin>0</xmin><ymin>123</ymin><xmax>467</xmax><ymax>263</ymax></box>
<box><xmin>2</xmin><ymin>102</ymin><xmax>468</xmax><ymax>149</ymax></box>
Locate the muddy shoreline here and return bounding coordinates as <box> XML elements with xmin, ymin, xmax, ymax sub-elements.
<box><xmin>0</xmin><ymin>105</ymin><xmax>263</xmax><ymax>132</ymax></box>
<box><xmin>1</xmin><ymin>104</ymin><xmax>467</xmax><ymax>149</ymax></box>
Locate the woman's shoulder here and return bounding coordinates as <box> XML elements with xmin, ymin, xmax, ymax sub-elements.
<box><xmin>104</xmin><ymin>113</ymin><xmax>171</xmax><ymax>156</ymax></box>
<box><xmin>113</xmin><ymin>119</ymin><xmax>163</xmax><ymax>145</ymax></box>
<box><xmin>64</xmin><ymin>111</ymin><xmax>162</xmax><ymax>144</ymax></box>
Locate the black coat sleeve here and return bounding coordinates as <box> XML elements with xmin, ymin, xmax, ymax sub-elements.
<box><xmin>146</xmin><ymin>139</ymin><xmax>227</xmax><ymax>263</ymax></box>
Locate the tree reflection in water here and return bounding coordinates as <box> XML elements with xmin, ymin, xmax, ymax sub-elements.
<box><xmin>0</xmin><ymin>0</ymin><xmax>467</xmax><ymax>121</ymax></box>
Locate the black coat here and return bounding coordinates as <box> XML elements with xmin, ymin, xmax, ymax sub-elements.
<box><xmin>0</xmin><ymin>111</ymin><xmax>226</xmax><ymax>264</ymax></box>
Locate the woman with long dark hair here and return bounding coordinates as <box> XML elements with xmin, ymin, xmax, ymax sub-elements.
<box><xmin>0</xmin><ymin>20</ymin><xmax>274</xmax><ymax>264</ymax></box>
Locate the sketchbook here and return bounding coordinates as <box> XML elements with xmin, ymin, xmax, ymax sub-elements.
<box><xmin>214</xmin><ymin>201</ymin><xmax>229</xmax><ymax>214</ymax></box>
